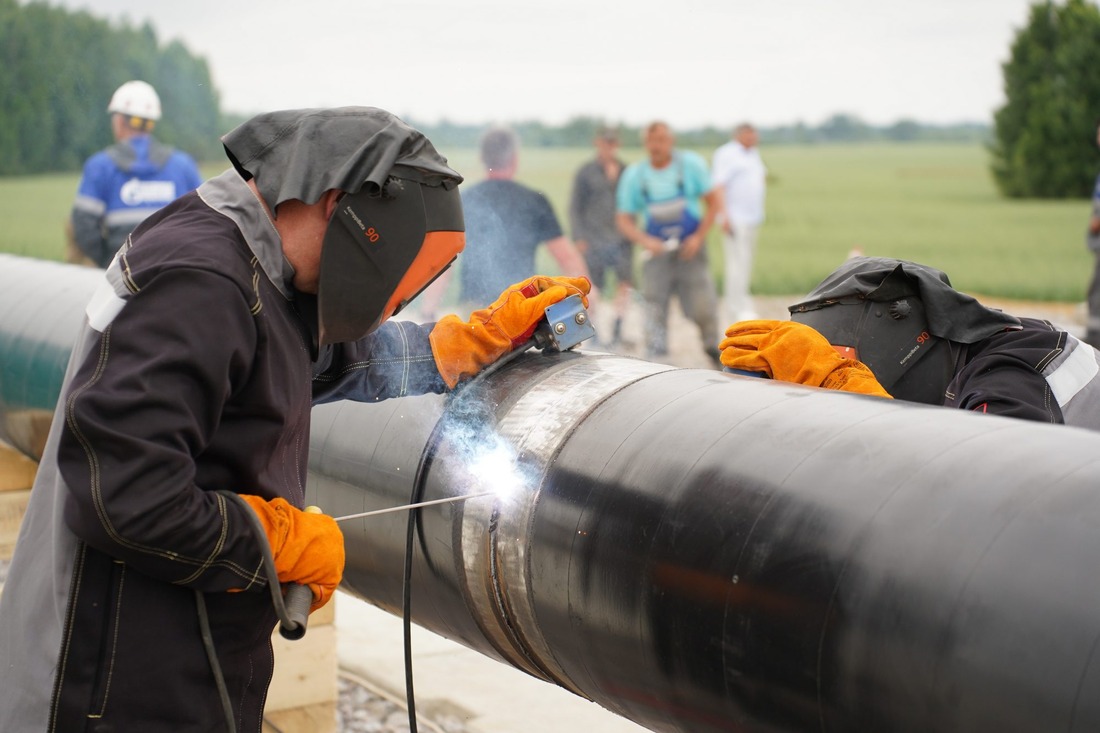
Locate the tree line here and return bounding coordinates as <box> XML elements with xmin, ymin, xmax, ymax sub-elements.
<box><xmin>4</xmin><ymin>0</ymin><xmax>1100</xmax><ymax>200</ymax></box>
<box><xmin>0</xmin><ymin>0</ymin><xmax>223</xmax><ymax>175</ymax></box>
<box><xmin>406</xmin><ymin>115</ymin><xmax>990</xmax><ymax>151</ymax></box>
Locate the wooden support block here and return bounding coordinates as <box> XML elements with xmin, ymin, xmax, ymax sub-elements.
<box><xmin>309</xmin><ymin>596</ymin><xmax>336</xmax><ymax>627</ymax></box>
<box><xmin>0</xmin><ymin>440</ymin><xmax>37</xmax><ymax>492</ymax></box>
<box><xmin>262</xmin><ymin>701</ymin><xmax>336</xmax><ymax>733</ymax></box>
<box><xmin>2</xmin><ymin>410</ymin><xmax>54</xmax><ymax>462</ymax></box>
<box><xmin>0</xmin><ymin>489</ymin><xmax>32</xmax><ymax>561</ymax></box>
<box><xmin>268</xmin><ymin>622</ymin><xmax>339</xmax><ymax>714</ymax></box>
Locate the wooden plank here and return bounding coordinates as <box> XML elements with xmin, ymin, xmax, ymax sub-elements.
<box><xmin>262</xmin><ymin>701</ymin><xmax>337</xmax><ymax>733</ymax></box>
<box><xmin>0</xmin><ymin>441</ymin><xmax>37</xmax><ymax>492</ymax></box>
<box><xmin>268</xmin><ymin>623</ymin><xmax>339</xmax><ymax>712</ymax></box>
<box><xmin>0</xmin><ymin>489</ymin><xmax>31</xmax><ymax>561</ymax></box>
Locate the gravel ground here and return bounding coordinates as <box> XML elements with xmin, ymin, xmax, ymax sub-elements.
<box><xmin>336</xmin><ymin>672</ymin><xmax>471</xmax><ymax>733</ymax></box>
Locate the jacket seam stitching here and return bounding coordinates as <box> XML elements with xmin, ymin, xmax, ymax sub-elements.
<box><xmin>88</xmin><ymin>562</ymin><xmax>126</xmax><ymax>719</ymax></box>
<box><xmin>48</xmin><ymin>543</ymin><xmax>88</xmax><ymax>733</ymax></box>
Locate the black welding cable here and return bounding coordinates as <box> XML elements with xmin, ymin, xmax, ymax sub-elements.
<box><xmin>400</xmin><ymin>345</ymin><xmax>531</xmax><ymax>732</ymax></box>
<box><xmin>194</xmin><ymin>590</ymin><xmax>237</xmax><ymax>733</ymax></box>
<box><xmin>403</xmin><ymin>412</ymin><xmax>445</xmax><ymax>733</ymax></box>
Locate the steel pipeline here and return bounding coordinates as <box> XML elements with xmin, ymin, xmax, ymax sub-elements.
<box><xmin>309</xmin><ymin>351</ymin><xmax>1100</xmax><ymax>733</ymax></box>
<box><xmin>3</xmin><ymin>255</ymin><xmax>1100</xmax><ymax>731</ymax></box>
<box><xmin>0</xmin><ymin>254</ymin><xmax>101</xmax><ymax>458</ymax></box>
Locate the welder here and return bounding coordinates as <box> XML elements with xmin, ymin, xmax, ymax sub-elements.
<box><xmin>718</xmin><ymin>256</ymin><xmax>1100</xmax><ymax>429</ymax></box>
<box><xmin>0</xmin><ymin>107</ymin><xmax>589</xmax><ymax>732</ymax></box>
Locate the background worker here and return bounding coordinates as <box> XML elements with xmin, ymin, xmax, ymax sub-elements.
<box><xmin>70</xmin><ymin>80</ymin><xmax>203</xmax><ymax>268</ymax></box>
<box><xmin>0</xmin><ymin>106</ymin><xmax>589</xmax><ymax>732</ymax></box>
<box><xmin>710</xmin><ymin>122</ymin><xmax>767</xmax><ymax>322</ymax></box>
<box><xmin>616</xmin><ymin>120</ymin><xmax>722</xmax><ymax>364</ymax></box>
<box><xmin>569</xmin><ymin>126</ymin><xmax>633</xmax><ymax>348</ymax></box>
<box><xmin>1084</xmin><ymin>119</ymin><xmax>1100</xmax><ymax>348</ymax></box>
<box><xmin>419</xmin><ymin>126</ymin><xmax>590</xmax><ymax>319</ymax></box>
<box><xmin>719</xmin><ymin>256</ymin><xmax>1100</xmax><ymax>430</ymax></box>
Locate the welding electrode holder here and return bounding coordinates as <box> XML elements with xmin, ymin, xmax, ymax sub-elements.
<box><xmin>217</xmin><ymin>491</ymin><xmax>314</xmax><ymax>640</ymax></box>
<box><xmin>279</xmin><ymin>581</ymin><xmax>313</xmax><ymax>640</ymax></box>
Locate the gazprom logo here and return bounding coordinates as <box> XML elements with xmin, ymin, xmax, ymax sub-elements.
<box><xmin>120</xmin><ymin>178</ymin><xmax>177</xmax><ymax>206</ymax></box>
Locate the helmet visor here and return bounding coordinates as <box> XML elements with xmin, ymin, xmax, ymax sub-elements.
<box><xmin>317</xmin><ymin>179</ymin><xmax>464</xmax><ymax>345</ymax></box>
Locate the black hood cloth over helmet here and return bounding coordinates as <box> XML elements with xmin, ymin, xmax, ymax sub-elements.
<box><xmin>788</xmin><ymin>257</ymin><xmax>1021</xmax><ymax>403</ymax></box>
<box><xmin>221</xmin><ymin>107</ymin><xmax>462</xmax><ymax>206</ymax></box>
<box><xmin>220</xmin><ymin>107</ymin><xmax>465</xmax><ymax>346</ymax></box>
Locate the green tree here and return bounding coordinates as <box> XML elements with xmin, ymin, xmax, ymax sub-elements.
<box><xmin>0</xmin><ymin>1</ymin><xmax>221</xmax><ymax>174</ymax></box>
<box><xmin>991</xmin><ymin>0</ymin><xmax>1100</xmax><ymax>198</ymax></box>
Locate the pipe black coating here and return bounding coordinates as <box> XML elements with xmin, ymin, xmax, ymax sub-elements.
<box><xmin>308</xmin><ymin>350</ymin><xmax>1100</xmax><ymax>733</ymax></box>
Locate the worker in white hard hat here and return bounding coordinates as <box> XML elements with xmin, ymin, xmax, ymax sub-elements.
<box><xmin>70</xmin><ymin>80</ymin><xmax>203</xmax><ymax>267</ymax></box>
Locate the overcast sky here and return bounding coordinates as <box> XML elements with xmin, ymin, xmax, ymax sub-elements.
<box><xmin>47</xmin><ymin>0</ymin><xmax>1039</xmax><ymax>129</ymax></box>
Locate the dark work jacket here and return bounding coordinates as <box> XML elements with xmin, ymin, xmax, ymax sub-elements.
<box><xmin>943</xmin><ymin>318</ymin><xmax>1100</xmax><ymax>429</ymax></box>
<box><xmin>0</xmin><ymin>170</ymin><xmax>447</xmax><ymax>732</ymax></box>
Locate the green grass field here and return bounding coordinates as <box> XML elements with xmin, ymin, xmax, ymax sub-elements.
<box><xmin>0</xmin><ymin>143</ymin><xmax>1092</xmax><ymax>301</ymax></box>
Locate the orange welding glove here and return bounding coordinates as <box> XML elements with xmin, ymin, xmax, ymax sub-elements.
<box><xmin>719</xmin><ymin>320</ymin><xmax>893</xmax><ymax>398</ymax></box>
<box><xmin>429</xmin><ymin>275</ymin><xmax>592</xmax><ymax>388</ymax></box>
<box><xmin>239</xmin><ymin>495</ymin><xmax>345</xmax><ymax>613</ymax></box>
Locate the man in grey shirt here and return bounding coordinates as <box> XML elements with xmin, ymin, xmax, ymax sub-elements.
<box><xmin>570</xmin><ymin>126</ymin><xmax>633</xmax><ymax>347</ymax></box>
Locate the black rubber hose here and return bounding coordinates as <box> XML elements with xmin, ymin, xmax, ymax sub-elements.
<box><xmin>193</xmin><ymin>491</ymin><xmax>315</xmax><ymax>732</ymax></box>
<box><xmin>218</xmin><ymin>490</ymin><xmax>310</xmax><ymax>639</ymax></box>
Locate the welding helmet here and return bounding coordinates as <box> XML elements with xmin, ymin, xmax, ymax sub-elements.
<box><xmin>221</xmin><ymin>107</ymin><xmax>466</xmax><ymax>345</ymax></box>
<box><xmin>788</xmin><ymin>257</ymin><xmax>1021</xmax><ymax>404</ymax></box>
<box><xmin>317</xmin><ymin>174</ymin><xmax>464</xmax><ymax>344</ymax></box>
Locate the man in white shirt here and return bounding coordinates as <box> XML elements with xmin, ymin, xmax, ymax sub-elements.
<box><xmin>711</xmin><ymin>123</ymin><xmax>767</xmax><ymax>321</ymax></box>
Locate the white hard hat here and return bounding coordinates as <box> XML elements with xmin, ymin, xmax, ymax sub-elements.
<box><xmin>107</xmin><ymin>80</ymin><xmax>162</xmax><ymax>121</ymax></box>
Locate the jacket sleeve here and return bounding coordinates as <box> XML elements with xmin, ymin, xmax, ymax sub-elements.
<box><xmin>57</xmin><ymin>267</ymin><xmax>273</xmax><ymax>592</ymax></box>
<box><xmin>311</xmin><ymin>319</ymin><xmax>448</xmax><ymax>404</ymax></box>
<box><xmin>943</xmin><ymin>350</ymin><xmax>1063</xmax><ymax>424</ymax></box>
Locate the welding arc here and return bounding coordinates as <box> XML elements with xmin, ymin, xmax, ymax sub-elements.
<box><xmin>330</xmin><ymin>491</ymin><xmax>494</xmax><ymax>522</ymax></box>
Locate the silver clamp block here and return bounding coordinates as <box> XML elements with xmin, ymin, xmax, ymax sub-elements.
<box><xmin>532</xmin><ymin>294</ymin><xmax>595</xmax><ymax>352</ymax></box>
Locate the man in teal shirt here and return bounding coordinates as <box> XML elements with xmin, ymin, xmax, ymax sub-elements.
<box><xmin>616</xmin><ymin>121</ymin><xmax>721</xmax><ymax>364</ymax></box>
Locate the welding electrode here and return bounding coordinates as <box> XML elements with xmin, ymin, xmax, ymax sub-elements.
<box><xmin>317</xmin><ymin>491</ymin><xmax>495</xmax><ymax>523</ymax></box>
<box><xmin>280</xmin><ymin>494</ymin><xmax>493</xmax><ymax>639</ymax></box>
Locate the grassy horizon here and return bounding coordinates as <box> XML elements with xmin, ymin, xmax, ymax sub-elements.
<box><xmin>1</xmin><ymin>143</ymin><xmax>1092</xmax><ymax>302</ymax></box>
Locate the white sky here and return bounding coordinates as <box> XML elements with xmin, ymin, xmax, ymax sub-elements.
<box><xmin>45</xmin><ymin>0</ymin><xmax>1039</xmax><ymax>128</ymax></box>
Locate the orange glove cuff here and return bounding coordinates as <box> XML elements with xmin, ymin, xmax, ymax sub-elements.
<box><xmin>239</xmin><ymin>495</ymin><xmax>345</xmax><ymax>612</ymax></box>
<box><xmin>430</xmin><ymin>275</ymin><xmax>591</xmax><ymax>388</ymax></box>
<box><xmin>821</xmin><ymin>361</ymin><xmax>893</xmax><ymax>398</ymax></box>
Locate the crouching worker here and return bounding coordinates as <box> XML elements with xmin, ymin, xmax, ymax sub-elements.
<box><xmin>0</xmin><ymin>107</ymin><xmax>589</xmax><ymax>732</ymax></box>
<box><xmin>718</xmin><ymin>256</ymin><xmax>1100</xmax><ymax>429</ymax></box>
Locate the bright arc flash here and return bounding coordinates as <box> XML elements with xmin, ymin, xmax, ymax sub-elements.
<box><xmin>466</xmin><ymin>441</ymin><xmax>526</xmax><ymax>503</ymax></box>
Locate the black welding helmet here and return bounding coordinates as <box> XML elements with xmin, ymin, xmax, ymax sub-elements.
<box><xmin>316</xmin><ymin>174</ymin><xmax>464</xmax><ymax>344</ymax></box>
<box><xmin>222</xmin><ymin>107</ymin><xmax>465</xmax><ymax>344</ymax></box>
<box><xmin>788</xmin><ymin>257</ymin><xmax>1021</xmax><ymax>404</ymax></box>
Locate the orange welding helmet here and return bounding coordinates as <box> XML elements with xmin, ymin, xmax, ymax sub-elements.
<box><xmin>317</xmin><ymin>175</ymin><xmax>465</xmax><ymax>345</ymax></box>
